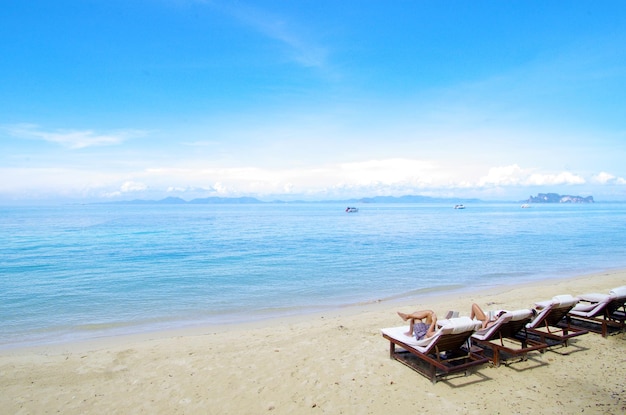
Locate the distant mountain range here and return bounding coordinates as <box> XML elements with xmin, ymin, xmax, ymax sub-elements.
<box><xmin>104</xmin><ymin>193</ymin><xmax>597</xmax><ymax>205</ymax></box>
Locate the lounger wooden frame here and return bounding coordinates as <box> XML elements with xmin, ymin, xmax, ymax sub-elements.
<box><xmin>472</xmin><ymin>318</ymin><xmax>548</xmax><ymax>367</ymax></box>
<box><xmin>566</xmin><ymin>298</ymin><xmax>626</xmax><ymax>337</ymax></box>
<box><xmin>527</xmin><ymin>304</ymin><xmax>588</xmax><ymax>346</ymax></box>
<box><xmin>382</xmin><ymin>331</ymin><xmax>489</xmax><ymax>384</ymax></box>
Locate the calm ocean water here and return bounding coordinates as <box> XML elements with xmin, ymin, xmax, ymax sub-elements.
<box><xmin>1</xmin><ymin>202</ymin><xmax>626</xmax><ymax>349</ymax></box>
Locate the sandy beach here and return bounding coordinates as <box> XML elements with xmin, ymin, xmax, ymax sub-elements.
<box><xmin>1</xmin><ymin>270</ymin><xmax>625</xmax><ymax>414</ymax></box>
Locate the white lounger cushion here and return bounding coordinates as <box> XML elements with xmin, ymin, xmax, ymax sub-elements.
<box><xmin>610</xmin><ymin>285</ymin><xmax>626</xmax><ymax>298</ymax></box>
<box><xmin>570</xmin><ymin>296</ymin><xmax>612</xmax><ymax>317</ymax></box>
<box><xmin>528</xmin><ymin>295</ymin><xmax>579</xmax><ymax>329</ymax></box>
<box><xmin>570</xmin><ymin>302</ymin><xmax>600</xmax><ymax>313</ymax></box>
<box><xmin>508</xmin><ymin>309</ymin><xmax>534</xmax><ymax>321</ymax></box>
<box><xmin>472</xmin><ymin>309</ymin><xmax>534</xmax><ymax>341</ymax></box>
<box><xmin>578</xmin><ymin>293</ymin><xmax>610</xmax><ymax>303</ymax></box>
<box><xmin>570</xmin><ymin>286</ymin><xmax>626</xmax><ymax>317</ymax></box>
<box><xmin>551</xmin><ymin>294</ymin><xmax>578</xmax><ymax>307</ymax></box>
<box><xmin>534</xmin><ymin>294</ymin><xmax>578</xmax><ymax>309</ymax></box>
<box><xmin>576</xmin><ymin>286</ymin><xmax>626</xmax><ymax>303</ymax></box>
<box><xmin>381</xmin><ymin>317</ymin><xmax>480</xmax><ymax>353</ymax></box>
<box><xmin>444</xmin><ymin>316</ymin><xmax>481</xmax><ymax>334</ymax></box>
<box><xmin>533</xmin><ymin>299</ymin><xmax>553</xmax><ymax>309</ymax></box>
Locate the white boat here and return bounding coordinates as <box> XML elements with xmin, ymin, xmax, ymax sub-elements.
<box><xmin>345</xmin><ymin>207</ymin><xmax>359</xmax><ymax>213</ymax></box>
<box><xmin>521</xmin><ymin>204</ymin><xmax>531</xmax><ymax>208</ymax></box>
<box><xmin>454</xmin><ymin>204</ymin><xmax>465</xmax><ymax>209</ymax></box>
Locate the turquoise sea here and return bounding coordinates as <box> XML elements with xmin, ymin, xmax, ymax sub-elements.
<box><xmin>1</xmin><ymin>202</ymin><xmax>626</xmax><ymax>349</ymax></box>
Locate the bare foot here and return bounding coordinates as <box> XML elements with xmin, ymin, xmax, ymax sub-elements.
<box><xmin>397</xmin><ymin>312</ymin><xmax>409</xmax><ymax>321</ymax></box>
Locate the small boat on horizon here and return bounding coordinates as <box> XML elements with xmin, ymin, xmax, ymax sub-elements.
<box><xmin>345</xmin><ymin>207</ymin><xmax>359</xmax><ymax>213</ymax></box>
<box><xmin>454</xmin><ymin>204</ymin><xmax>466</xmax><ymax>209</ymax></box>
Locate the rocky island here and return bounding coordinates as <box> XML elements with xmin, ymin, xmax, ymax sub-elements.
<box><xmin>526</xmin><ymin>193</ymin><xmax>594</xmax><ymax>203</ymax></box>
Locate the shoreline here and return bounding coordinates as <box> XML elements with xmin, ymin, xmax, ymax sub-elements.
<box><xmin>0</xmin><ymin>267</ymin><xmax>626</xmax><ymax>355</ymax></box>
<box><xmin>2</xmin><ymin>267</ymin><xmax>625</xmax><ymax>355</ymax></box>
<box><xmin>2</xmin><ymin>268</ymin><xmax>625</xmax><ymax>414</ymax></box>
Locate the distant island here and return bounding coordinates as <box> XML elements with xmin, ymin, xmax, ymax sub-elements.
<box><xmin>525</xmin><ymin>193</ymin><xmax>594</xmax><ymax>204</ymax></box>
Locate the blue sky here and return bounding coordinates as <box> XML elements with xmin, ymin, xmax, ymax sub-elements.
<box><xmin>2</xmin><ymin>1</ymin><xmax>626</xmax><ymax>202</ymax></box>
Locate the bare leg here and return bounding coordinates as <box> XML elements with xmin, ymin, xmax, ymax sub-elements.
<box><xmin>405</xmin><ymin>318</ymin><xmax>416</xmax><ymax>336</ymax></box>
<box><xmin>425</xmin><ymin>313</ymin><xmax>438</xmax><ymax>338</ymax></box>
<box><xmin>397</xmin><ymin>310</ymin><xmax>436</xmax><ymax>336</ymax></box>
<box><xmin>397</xmin><ymin>310</ymin><xmax>434</xmax><ymax>321</ymax></box>
<box><xmin>471</xmin><ymin>303</ymin><xmax>489</xmax><ymax>329</ymax></box>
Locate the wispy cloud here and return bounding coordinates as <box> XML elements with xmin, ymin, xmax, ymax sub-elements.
<box><xmin>215</xmin><ymin>2</ymin><xmax>329</xmax><ymax>69</ymax></box>
<box><xmin>5</xmin><ymin>124</ymin><xmax>145</xmax><ymax>149</ymax></box>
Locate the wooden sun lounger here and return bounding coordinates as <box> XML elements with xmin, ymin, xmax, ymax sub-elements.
<box><xmin>381</xmin><ymin>317</ymin><xmax>489</xmax><ymax>384</ymax></box>
<box><xmin>565</xmin><ymin>286</ymin><xmax>626</xmax><ymax>337</ymax></box>
<box><xmin>527</xmin><ymin>295</ymin><xmax>588</xmax><ymax>346</ymax></box>
<box><xmin>471</xmin><ymin>309</ymin><xmax>549</xmax><ymax>367</ymax></box>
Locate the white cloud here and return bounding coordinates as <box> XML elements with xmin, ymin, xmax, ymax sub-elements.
<box><xmin>477</xmin><ymin>165</ymin><xmax>587</xmax><ymax>188</ymax></box>
<box><xmin>592</xmin><ymin>171</ymin><xmax>626</xmax><ymax>185</ymax></box>
<box><xmin>0</xmin><ymin>158</ymin><xmax>622</xmax><ymax>202</ymax></box>
<box><xmin>525</xmin><ymin>171</ymin><xmax>585</xmax><ymax>186</ymax></box>
<box><xmin>5</xmin><ymin>124</ymin><xmax>145</xmax><ymax>149</ymax></box>
<box><xmin>120</xmin><ymin>181</ymin><xmax>148</xmax><ymax>193</ymax></box>
<box><xmin>478</xmin><ymin>164</ymin><xmax>528</xmax><ymax>187</ymax></box>
<box><xmin>135</xmin><ymin>158</ymin><xmax>475</xmax><ymax>197</ymax></box>
<box><xmin>593</xmin><ymin>171</ymin><xmax>616</xmax><ymax>184</ymax></box>
<box><xmin>101</xmin><ymin>181</ymin><xmax>149</xmax><ymax>198</ymax></box>
<box><xmin>166</xmin><ymin>185</ymin><xmax>214</xmax><ymax>193</ymax></box>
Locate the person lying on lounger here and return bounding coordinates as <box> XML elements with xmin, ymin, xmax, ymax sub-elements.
<box><xmin>397</xmin><ymin>310</ymin><xmax>438</xmax><ymax>340</ymax></box>
<box><xmin>470</xmin><ymin>303</ymin><xmax>507</xmax><ymax>329</ymax></box>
